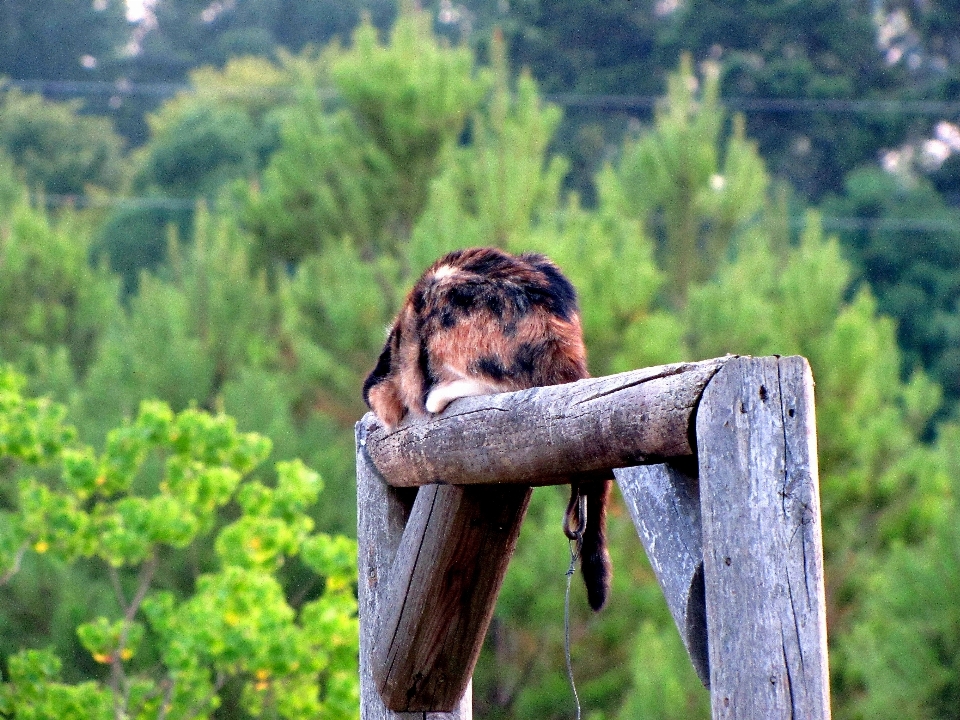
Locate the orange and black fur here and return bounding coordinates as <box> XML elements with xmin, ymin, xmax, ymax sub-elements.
<box><xmin>362</xmin><ymin>247</ymin><xmax>612</xmax><ymax>611</ymax></box>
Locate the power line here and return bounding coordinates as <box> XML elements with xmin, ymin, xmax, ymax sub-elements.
<box><xmin>818</xmin><ymin>216</ymin><xmax>960</xmax><ymax>233</ymax></box>
<box><xmin>4</xmin><ymin>78</ymin><xmax>960</xmax><ymax>116</ymax></box>
<box><xmin>39</xmin><ymin>194</ymin><xmax>197</xmax><ymax>210</ymax></box>
<box><xmin>32</xmin><ymin>193</ymin><xmax>960</xmax><ymax>233</ymax></box>
<box><xmin>550</xmin><ymin>93</ymin><xmax>960</xmax><ymax>115</ymax></box>
<box><xmin>6</xmin><ymin>79</ymin><xmax>190</xmax><ymax>98</ymax></box>
<box><xmin>1</xmin><ymin>79</ymin><xmax>330</xmax><ymax>100</ymax></box>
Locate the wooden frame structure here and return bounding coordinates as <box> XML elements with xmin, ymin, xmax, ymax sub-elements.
<box><xmin>356</xmin><ymin>355</ymin><xmax>831</xmax><ymax>719</ymax></box>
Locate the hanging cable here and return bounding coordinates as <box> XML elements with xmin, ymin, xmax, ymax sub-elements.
<box><xmin>563</xmin><ymin>490</ymin><xmax>587</xmax><ymax>720</ymax></box>
<box><xmin>565</xmin><ymin>538</ymin><xmax>582</xmax><ymax>720</ymax></box>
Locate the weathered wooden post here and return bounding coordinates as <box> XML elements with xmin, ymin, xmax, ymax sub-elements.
<box><xmin>697</xmin><ymin>356</ymin><xmax>830</xmax><ymax>718</ymax></box>
<box><xmin>357</xmin><ymin>423</ymin><xmax>474</xmax><ymax>720</ymax></box>
<box><xmin>356</xmin><ymin>355</ymin><xmax>831</xmax><ymax>720</ymax></box>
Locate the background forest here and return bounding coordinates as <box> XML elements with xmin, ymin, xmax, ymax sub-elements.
<box><xmin>1</xmin><ymin>1</ymin><xmax>960</xmax><ymax>718</ymax></box>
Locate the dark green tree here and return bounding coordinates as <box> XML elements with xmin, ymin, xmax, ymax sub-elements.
<box><xmin>0</xmin><ymin>0</ymin><xmax>128</xmax><ymax>81</ymax></box>
<box><xmin>95</xmin><ymin>55</ymin><xmax>298</xmax><ymax>289</ymax></box>
<box><xmin>659</xmin><ymin>0</ymin><xmax>912</xmax><ymax>199</ymax></box>
<box><xmin>130</xmin><ymin>0</ymin><xmax>395</xmax><ymax>83</ymax></box>
<box><xmin>243</xmin><ymin>9</ymin><xmax>487</xmax><ymax>264</ymax></box>
<box><xmin>495</xmin><ymin>0</ymin><xmax>663</xmax><ymax>96</ymax></box>
<box><xmin>474</xmin><ymin>0</ymin><xmax>919</xmax><ymax>201</ymax></box>
<box><xmin>0</xmin><ymin>155</ymin><xmax>121</xmax><ymax>397</ymax></box>
<box><xmin>0</xmin><ymin>88</ymin><xmax>127</xmax><ymax>196</ymax></box>
<box><xmin>822</xmin><ymin>166</ymin><xmax>960</xmax><ymax>401</ymax></box>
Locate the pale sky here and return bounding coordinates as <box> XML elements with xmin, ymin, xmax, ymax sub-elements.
<box><xmin>126</xmin><ymin>0</ymin><xmax>150</xmax><ymax>22</ymax></box>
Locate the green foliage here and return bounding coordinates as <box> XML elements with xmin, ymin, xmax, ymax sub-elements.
<box><xmin>0</xmin><ymin>88</ymin><xmax>127</xmax><ymax>196</ymax></box>
<box><xmin>145</xmin><ymin>105</ymin><xmax>259</xmax><ymax>198</ymax></box>
<box><xmin>0</xmin><ymin>649</ymin><xmax>111</xmax><ymax>720</ymax></box>
<box><xmin>0</xmin><ymin>156</ymin><xmax>121</xmax><ymax>394</ymax></box>
<box><xmin>244</xmin><ymin>100</ymin><xmax>400</xmax><ymax>263</ymax></box>
<box><xmin>408</xmin><ymin>59</ymin><xmax>567</xmax><ymax>271</ymax></box>
<box><xmin>96</xmin><ymin>55</ymin><xmax>299</xmax><ymax>289</ymax></box>
<box><xmin>137</xmin><ymin>54</ymin><xmax>302</xmax><ymax>198</ymax></box>
<box><xmin>82</xmin><ymin>205</ymin><xmax>361</xmax><ymax>535</ymax></box>
<box><xmin>83</xmin><ymin>208</ymin><xmax>274</xmax><ymax>426</ymax></box>
<box><xmin>244</xmin><ymin>9</ymin><xmax>486</xmax><ymax>263</ymax></box>
<box><xmin>823</xmin><ymin>166</ymin><xmax>960</xmax><ymax>401</ymax></box>
<box><xmin>665</xmin><ymin>0</ymin><xmax>911</xmax><ymax>199</ymax></box>
<box><xmin>0</xmin><ymin>0</ymin><xmax>128</xmax><ymax>83</ymax></box>
<box><xmin>92</xmin><ymin>203</ymin><xmax>193</xmax><ymax>292</ymax></box>
<box><xmin>427</xmin><ymin>40</ymin><xmax>568</xmax><ymax>252</ymax></box>
<box><xmin>0</xmin><ymin>368</ymin><xmax>74</xmax><ymax>465</ymax></box>
<box><xmin>837</xmin><ymin>425</ymin><xmax>960</xmax><ymax>720</ymax></box>
<box><xmin>615</xmin><ymin>56</ymin><xmax>769</xmax><ymax>306</ymax></box>
<box><xmin>493</xmin><ymin>0</ymin><xmax>914</xmax><ymax>201</ymax></box>
<box><xmin>132</xmin><ymin>0</ymin><xmax>395</xmax><ymax>82</ymax></box>
<box><xmin>0</xmin><ymin>372</ymin><xmax>359</xmax><ymax>719</ymax></box>
<box><xmin>152</xmin><ymin>56</ymin><xmax>299</xmax><ymax>136</ymax></box>
<box><xmin>616</xmin><ymin>622</ymin><xmax>711</xmax><ymax>720</ymax></box>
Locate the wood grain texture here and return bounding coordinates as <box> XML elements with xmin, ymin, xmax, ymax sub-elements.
<box><xmin>357</xmin><ymin>422</ymin><xmax>473</xmax><ymax>720</ymax></box>
<box><xmin>362</xmin><ymin>358</ymin><xmax>728</xmax><ymax>488</ymax></box>
<box><xmin>696</xmin><ymin>356</ymin><xmax>831</xmax><ymax>719</ymax></box>
<box><xmin>616</xmin><ymin>460</ymin><xmax>709</xmax><ymax>686</ymax></box>
<box><xmin>372</xmin><ymin>481</ymin><xmax>531</xmax><ymax>712</ymax></box>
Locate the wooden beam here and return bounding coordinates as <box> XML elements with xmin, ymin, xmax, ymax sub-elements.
<box><xmin>696</xmin><ymin>356</ymin><xmax>831</xmax><ymax>719</ymax></box>
<box><xmin>357</xmin><ymin>422</ymin><xmax>473</xmax><ymax>719</ymax></box>
<box><xmin>616</xmin><ymin>460</ymin><xmax>709</xmax><ymax>686</ymax></box>
<box><xmin>362</xmin><ymin>358</ymin><xmax>728</xmax><ymax>488</ymax></box>
<box><xmin>372</xmin><ymin>482</ymin><xmax>531</xmax><ymax>712</ymax></box>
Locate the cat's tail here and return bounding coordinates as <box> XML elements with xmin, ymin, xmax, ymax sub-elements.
<box><xmin>565</xmin><ymin>473</ymin><xmax>612</xmax><ymax>611</ymax></box>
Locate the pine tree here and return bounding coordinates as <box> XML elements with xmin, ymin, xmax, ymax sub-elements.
<box><xmin>614</xmin><ymin>56</ymin><xmax>768</xmax><ymax>307</ymax></box>
<box><xmin>0</xmin><ymin>156</ymin><xmax>121</xmax><ymax>396</ymax></box>
<box><xmin>243</xmin><ymin>8</ymin><xmax>486</xmax><ymax>265</ymax></box>
<box><xmin>0</xmin><ymin>89</ymin><xmax>128</xmax><ymax>196</ymax></box>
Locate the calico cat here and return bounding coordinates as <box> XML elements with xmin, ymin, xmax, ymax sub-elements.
<box><xmin>362</xmin><ymin>247</ymin><xmax>612</xmax><ymax>611</ymax></box>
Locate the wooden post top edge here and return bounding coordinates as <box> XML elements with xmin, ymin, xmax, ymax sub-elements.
<box><xmin>360</xmin><ymin>356</ymin><xmax>739</xmax><ymax>431</ymax></box>
<box><xmin>363</xmin><ymin>356</ymin><xmax>735</xmax><ymax>426</ymax></box>
<box><xmin>358</xmin><ymin>356</ymin><xmax>773</xmax><ymax>488</ymax></box>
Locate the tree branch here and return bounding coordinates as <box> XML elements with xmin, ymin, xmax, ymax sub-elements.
<box><xmin>108</xmin><ymin>553</ymin><xmax>159</xmax><ymax>720</ymax></box>
<box><xmin>0</xmin><ymin>542</ymin><xmax>27</xmax><ymax>585</ymax></box>
<box><xmin>107</xmin><ymin>563</ymin><xmax>128</xmax><ymax>612</ymax></box>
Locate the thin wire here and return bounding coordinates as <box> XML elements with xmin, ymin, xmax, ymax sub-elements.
<box><xmin>23</xmin><ymin>191</ymin><xmax>960</xmax><ymax>234</ymax></box>
<box><xmin>8</xmin><ymin>78</ymin><xmax>960</xmax><ymax>116</ymax></box>
<box><xmin>564</xmin><ymin>537</ymin><xmax>582</xmax><ymax>720</ymax></box>
<box><xmin>22</xmin><ymin>192</ymin><xmax>960</xmax><ymax>234</ymax></box>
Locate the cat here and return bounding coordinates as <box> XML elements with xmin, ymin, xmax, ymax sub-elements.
<box><xmin>363</xmin><ymin>247</ymin><xmax>611</xmax><ymax>611</ymax></box>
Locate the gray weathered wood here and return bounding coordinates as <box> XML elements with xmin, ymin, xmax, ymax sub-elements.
<box><xmin>615</xmin><ymin>460</ymin><xmax>709</xmax><ymax>686</ymax></box>
<box><xmin>697</xmin><ymin>356</ymin><xmax>831</xmax><ymax>719</ymax></box>
<box><xmin>364</xmin><ymin>358</ymin><xmax>727</xmax><ymax>488</ymax></box>
<box><xmin>372</xmin><ymin>482</ymin><xmax>531</xmax><ymax>711</ymax></box>
<box><xmin>357</xmin><ymin>422</ymin><xmax>473</xmax><ymax>720</ymax></box>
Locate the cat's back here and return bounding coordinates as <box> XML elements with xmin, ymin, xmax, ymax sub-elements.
<box><xmin>364</xmin><ymin>247</ymin><xmax>589</xmax><ymax>428</ymax></box>
<box><xmin>411</xmin><ymin>247</ymin><xmax>588</xmax><ymax>390</ymax></box>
